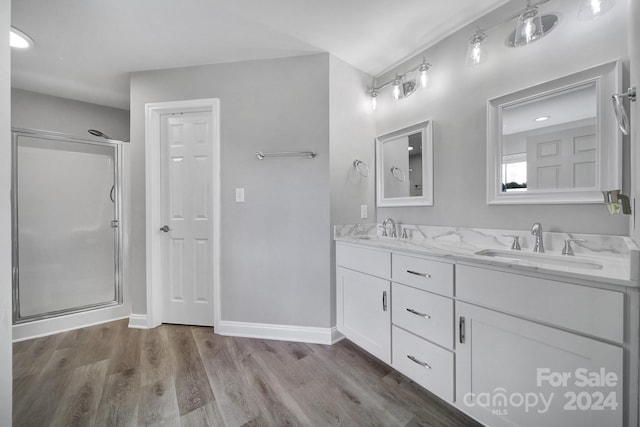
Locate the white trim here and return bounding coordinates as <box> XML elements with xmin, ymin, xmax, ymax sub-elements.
<box><xmin>145</xmin><ymin>99</ymin><xmax>221</xmax><ymax>330</ymax></box>
<box><xmin>376</xmin><ymin>120</ymin><xmax>434</xmax><ymax>207</ymax></box>
<box><xmin>128</xmin><ymin>314</ymin><xmax>148</xmax><ymax>329</ymax></box>
<box><xmin>217</xmin><ymin>321</ymin><xmax>340</xmax><ymax>345</ymax></box>
<box><xmin>12</xmin><ymin>305</ymin><xmax>130</xmax><ymax>342</ymax></box>
<box><xmin>486</xmin><ymin>60</ymin><xmax>622</xmax><ymax>205</ymax></box>
<box><xmin>331</xmin><ymin>327</ymin><xmax>346</xmax><ymax>344</ymax></box>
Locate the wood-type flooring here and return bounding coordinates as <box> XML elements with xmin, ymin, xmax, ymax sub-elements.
<box><xmin>13</xmin><ymin>319</ymin><xmax>481</xmax><ymax>426</ymax></box>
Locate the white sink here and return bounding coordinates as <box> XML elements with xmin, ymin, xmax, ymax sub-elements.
<box><xmin>474</xmin><ymin>249</ymin><xmax>603</xmax><ymax>271</ymax></box>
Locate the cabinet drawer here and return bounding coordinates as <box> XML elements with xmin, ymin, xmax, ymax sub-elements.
<box><xmin>457</xmin><ymin>265</ymin><xmax>624</xmax><ymax>343</ymax></box>
<box><xmin>392</xmin><ymin>254</ymin><xmax>453</xmax><ymax>296</ymax></box>
<box><xmin>392</xmin><ymin>283</ymin><xmax>454</xmax><ymax>349</ymax></box>
<box><xmin>336</xmin><ymin>243</ymin><xmax>390</xmax><ymax>278</ymax></box>
<box><xmin>392</xmin><ymin>326</ymin><xmax>454</xmax><ymax>402</ymax></box>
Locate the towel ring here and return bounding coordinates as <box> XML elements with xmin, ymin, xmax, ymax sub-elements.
<box><xmin>353</xmin><ymin>159</ymin><xmax>369</xmax><ymax>177</ymax></box>
<box><xmin>390</xmin><ymin>166</ymin><xmax>406</xmax><ymax>182</ymax></box>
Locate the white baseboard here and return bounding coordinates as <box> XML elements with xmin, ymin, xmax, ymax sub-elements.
<box><xmin>12</xmin><ymin>304</ymin><xmax>130</xmax><ymax>342</ymax></box>
<box><xmin>128</xmin><ymin>314</ymin><xmax>149</xmax><ymax>329</ymax></box>
<box><xmin>331</xmin><ymin>327</ymin><xmax>346</xmax><ymax>344</ymax></box>
<box><xmin>217</xmin><ymin>320</ymin><xmax>341</xmax><ymax>345</ymax></box>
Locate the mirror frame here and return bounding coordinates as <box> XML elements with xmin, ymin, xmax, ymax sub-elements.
<box><xmin>376</xmin><ymin>120</ymin><xmax>433</xmax><ymax>207</ymax></box>
<box><xmin>486</xmin><ymin>60</ymin><xmax>622</xmax><ymax>205</ymax></box>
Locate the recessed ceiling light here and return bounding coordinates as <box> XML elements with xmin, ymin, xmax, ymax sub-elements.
<box><xmin>535</xmin><ymin>116</ymin><xmax>549</xmax><ymax>122</ymax></box>
<box><xmin>10</xmin><ymin>27</ymin><xmax>34</xmax><ymax>49</ymax></box>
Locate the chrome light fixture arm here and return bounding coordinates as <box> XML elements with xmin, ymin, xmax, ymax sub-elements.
<box><xmin>367</xmin><ymin>58</ymin><xmax>432</xmax><ymax>99</ymax></box>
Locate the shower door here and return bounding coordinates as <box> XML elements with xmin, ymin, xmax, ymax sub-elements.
<box><xmin>12</xmin><ymin>129</ymin><xmax>122</xmax><ymax>322</ymax></box>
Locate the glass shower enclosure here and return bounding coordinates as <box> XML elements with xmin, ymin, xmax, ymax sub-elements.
<box><xmin>12</xmin><ymin>128</ymin><xmax>122</xmax><ymax>323</ymax></box>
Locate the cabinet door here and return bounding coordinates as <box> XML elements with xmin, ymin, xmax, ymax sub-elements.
<box><xmin>456</xmin><ymin>302</ymin><xmax>623</xmax><ymax>427</ymax></box>
<box><xmin>337</xmin><ymin>267</ymin><xmax>391</xmax><ymax>364</ymax></box>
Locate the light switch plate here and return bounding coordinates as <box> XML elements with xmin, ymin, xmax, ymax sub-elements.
<box><xmin>235</xmin><ymin>188</ymin><xmax>245</xmax><ymax>203</ymax></box>
<box><xmin>360</xmin><ymin>205</ymin><xmax>368</xmax><ymax>219</ymax></box>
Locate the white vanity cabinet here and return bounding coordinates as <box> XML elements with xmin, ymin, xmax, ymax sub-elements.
<box><xmin>336</xmin><ymin>243</ymin><xmax>392</xmax><ymax>363</ymax></box>
<box><xmin>335</xmin><ymin>240</ymin><xmax>635</xmax><ymax>426</ymax></box>
<box><xmin>455</xmin><ymin>264</ymin><xmax>624</xmax><ymax>427</ymax></box>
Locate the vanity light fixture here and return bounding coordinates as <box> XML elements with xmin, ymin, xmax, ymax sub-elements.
<box><xmin>578</xmin><ymin>0</ymin><xmax>615</xmax><ymax>20</ymax></box>
<box><xmin>10</xmin><ymin>26</ymin><xmax>33</xmax><ymax>49</ymax></box>
<box><xmin>466</xmin><ymin>29</ymin><xmax>488</xmax><ymax>66</ymax></box>
<box><xmin>514</xmin><ymin>1</ymin><xmax>545</xmax><ymax>46</ymax></box>
<box><xmin>465</xmin><ymin>0</ymin><xmax>560</xmax><ymax>65</ymax></box>
<box><xmin>367</xmin><ymin>57</ymin><xmax>431</xmax><ymax>110</ymax></box>
<box><xmin>418</xmin><ymin>60</ymin><xmax>430</xmax><ymax>88</ymax></box>
<box><xmin>369</xmin><ymin>88</ymin><xmax>378</xmax><ymax>111</ymax></box>
<box><xmin>392</xmin><ymin>75</ymin><xmax>403</xmax><ymax>102</ymax></box>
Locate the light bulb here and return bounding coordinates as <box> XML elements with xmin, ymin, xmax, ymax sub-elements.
<box><xmin>418</xmin><ymin>58</ymin><xmax>430</xmax><ymax>89</ymax></box>
<box><xmin>514</xmin><ymin>6</ymin><xmax>543</xmax><ymax>46</ymax></box>
<box><xmin>371</xmin><ymin>94</ymin><xmax>377</xmax><ymax>111</ymax></box>
<box><xmin>578</xmin><ymin>0</ymin><xmax>615</xmax><ymax>20</ymax></box>
<box><xmin>466</xmin><ymin>30</ymin><xmax>487</xmax><ymax>66</ymax></box>
<box><xmin>392</xmin><ymin>75</ymin><xmax>402</xmax><ymax>102</ymax></box>
<box><xmin>419</xmin><ymin>70</ymin><xmax>428</xmax><ymax>89</ymax></box>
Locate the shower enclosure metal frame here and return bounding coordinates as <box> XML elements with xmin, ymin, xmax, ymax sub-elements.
<box><xmin>11</xmin><ymin>128</ymin><xmax>124</xmax><ymax>324</ymax></box>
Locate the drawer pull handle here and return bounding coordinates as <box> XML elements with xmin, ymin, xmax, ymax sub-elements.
<box><xmin>407</xmin><ymin>270</ymin><xmax>431</xmax><ymax>278</ymax></box>
<box><xmin>406</xmin><ymin>308</ymin><xmax>431</xmax><ymax>319</ymax></box>
<box><xmin>407</xmin><ymin>355</ymin><xmax>431</xmax><ymax>369</ymax></box>
<box><xmin>382</xmin><ymin>291</ymin><xmax>388</xmax><ymax>312</ymax></box>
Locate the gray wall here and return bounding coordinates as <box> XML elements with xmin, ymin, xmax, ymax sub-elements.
<box><xmin>374</xmin><ymin>0</ymin><xmax>630</xmax><ymax>235</ymax></box>
<box><xmin>12</xmin><ymin>88</ymin><xmax>129</xmax><ymax>140</ymax></box>
<box><xmin>329</xmin><ymin>55</ymin><xmax>376</xmax><ymax>325</ymax></box>
<box><xmin>130</xmin><ymin>54</ymin><xmax>335</xmax><ymax>327</ymax></box>
<box><xmin>1</xmin><ymin>0</ymin><xmax>12</xmax><ymax>423</ymax></box>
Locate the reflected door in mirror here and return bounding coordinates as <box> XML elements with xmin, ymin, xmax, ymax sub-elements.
<box><xmin>501</xmin><ymin>81</ymin><xmax>596</xmax><ymax>193</ymax></box>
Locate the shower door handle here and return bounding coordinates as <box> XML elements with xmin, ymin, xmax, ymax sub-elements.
<box><xmin>160</xmin><ymin>225</ymin><xmax>171</xmax><ymax>232</ymax></box>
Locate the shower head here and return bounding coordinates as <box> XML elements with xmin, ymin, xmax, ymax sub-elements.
<box><xmin>88</xmin><ymin>129</ymin><xmax>113</xmax><ymax>140</ymax></box>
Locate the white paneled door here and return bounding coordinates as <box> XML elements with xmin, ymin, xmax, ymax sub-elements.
<box><xmin>160</xmin><ymin>110</ymin><xmax>214</xmax><ymax>326</ymax></box>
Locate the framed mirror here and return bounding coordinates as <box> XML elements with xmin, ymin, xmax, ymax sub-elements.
<box><xmin>376</xmin><ymin>120</ymin><xmax>433</xmax><ymax>207</ymax></box>
<box><xmin>487</xmin><ymin>60</ymin><xmax>622</xmax><ymax>204</ymax></box>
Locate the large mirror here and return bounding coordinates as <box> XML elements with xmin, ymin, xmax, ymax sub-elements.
<box><xmin>487</xmin><ymin>60</ymin><xmax>622</xmax><ymax>204</ymax></box>
<box><xmin>376</xmin><ymin>120</ymin><xmax>433</xmax><ymax>207</ymax></box>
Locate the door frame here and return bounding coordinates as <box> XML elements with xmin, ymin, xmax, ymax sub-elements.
<box><xmin>144</xmin><ymin>98</ymin><xmax>220</xmax><ymax>329</ymax></box>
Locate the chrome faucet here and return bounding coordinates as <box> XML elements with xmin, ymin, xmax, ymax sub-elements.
<box><xmin>381</xmin><ymin>218</ymin><xmax>397</xmax><ymax>238</ymax></box>
<box><xmin>531</xmin><ymin>222</ymin><xmax>544</xmax><ymax>253</ymax></box>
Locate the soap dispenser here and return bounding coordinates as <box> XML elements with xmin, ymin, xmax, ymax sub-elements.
<box><xmin>602</xmin><ymin>190</ymin><xmax>632</xmax><ymax>215</ymax></box>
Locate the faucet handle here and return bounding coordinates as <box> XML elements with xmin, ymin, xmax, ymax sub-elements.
<box><xmin>562</xmin><ymin>238</ymin><xmax>587</xmax><ymax>256</ymax></box>
<box><xmin>378</xmin><ymin>225</ymin><xmax>388</xmax><ymax>237</ymax></box>
<box><xmin>503</xmin><ymin>234</ymin><xmax>521</xmax><ymax>251</ymax></box>
<box><xmin>401</xmin><ymin>228</ymin><xmax>409</xmax><ymax>239</ymax></box>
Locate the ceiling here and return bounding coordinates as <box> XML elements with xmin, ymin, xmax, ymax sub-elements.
<box><xmin>503</xmin><ymin>83</ymin><xmax>597</xmax><ymax>135</ymax></box>
<box><xmin>11</xmin><ymin>0</ymin><xmax>509</xmax><ymax>110</ymax></box>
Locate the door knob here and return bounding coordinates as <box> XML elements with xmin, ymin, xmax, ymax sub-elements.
<box><xmin>160</xmin><ymin>225</ymin><xmax>171</xmax><ymax>232</ymax></box>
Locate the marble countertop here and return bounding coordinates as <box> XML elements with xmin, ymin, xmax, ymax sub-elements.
<box><xmin>334</xmin><ymin>223</ymin><xmax>640</xmax><ymax>287</ymax></box>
